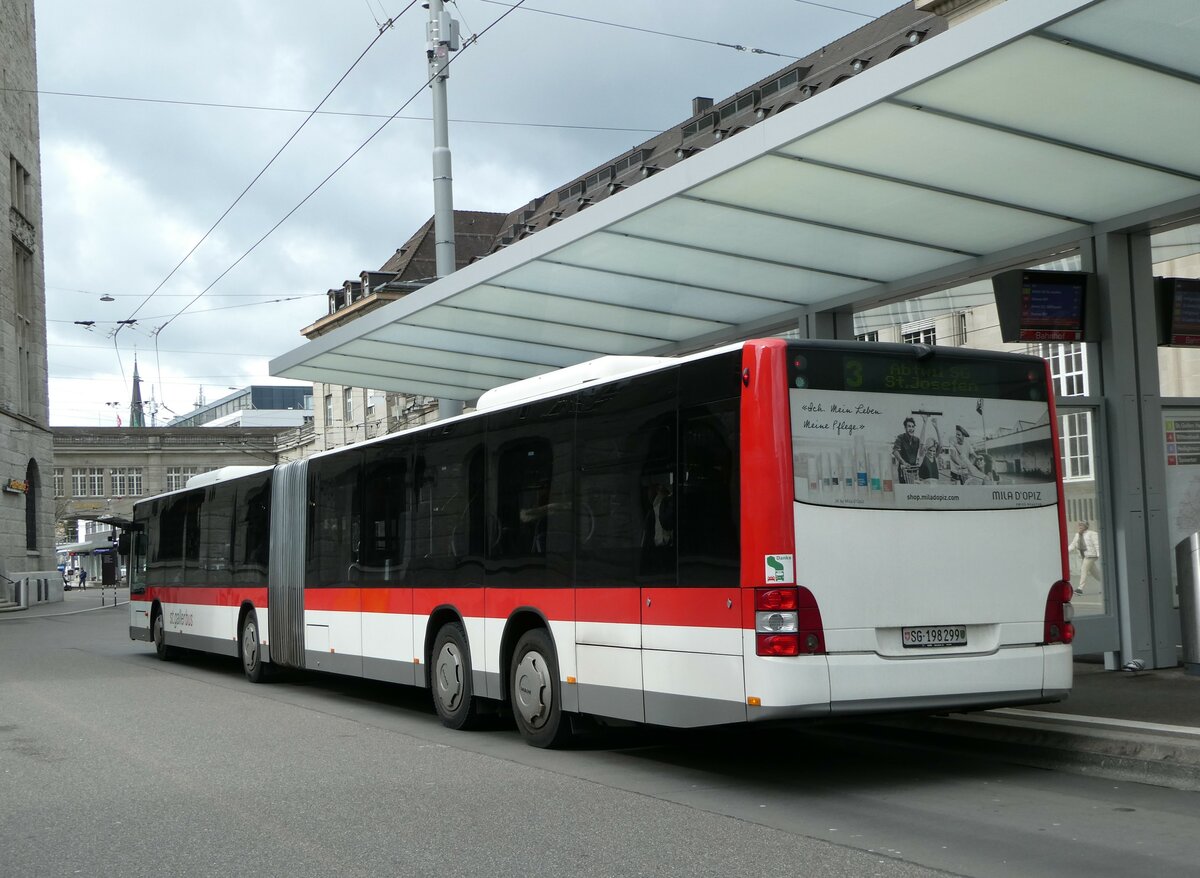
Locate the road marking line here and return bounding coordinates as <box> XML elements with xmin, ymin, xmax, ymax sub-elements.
<box><xmin>990</xmin><ymin>707</ymin><xmax>1200</xmax><ymax>739</ymax></box>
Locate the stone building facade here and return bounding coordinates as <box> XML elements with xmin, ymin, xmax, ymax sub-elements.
<box><xmin>0</xmin><ymin>0</ymin><xmax>53</xmax><ymax>582</ymax></box>
<box><xmin>52</xmin><ymin>427</ymin><xmax>289</xmax><ymax>533</ymax></box>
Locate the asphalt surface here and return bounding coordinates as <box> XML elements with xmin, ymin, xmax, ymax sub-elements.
<box><xmin>8</xmin><ymin>589</ymin><xmax>1200</xmax><ymax>792</ymax></box>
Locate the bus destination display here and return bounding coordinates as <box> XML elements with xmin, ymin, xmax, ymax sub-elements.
<box><xmin>1169</xmin><ymin>277</ymin><xmax>1200</xmax><ymax>346</ymax></box>
<box><xmin>1018</xmin><ymin>277</ymin><xmax>1085</xmax><ymax>342</ymax></box>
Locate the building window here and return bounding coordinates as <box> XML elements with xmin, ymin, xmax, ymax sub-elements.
<box><xmin>110</xmin><ymin>467</ymin><xmax>135</xmax><ymax>496</ymax></box>
<box><xmin>12</xmin><ymin>238</ymin><xmax>33</xmax><ymax>321</ymax></box>
<box><xmin>343</xmin><ymin>390</ymin><xmax>354</xmax><ymax>424</ymax></box>
<box><xmin>53</xmin><ymin>468</ymin><xmax>64</xmax><ymax>498</ymax></box>
<box><xmin>1030</xmin><ymin>342</ymin><xmax>1087</xmax><ymax>397</ymax></box>
<box><xmin>324</xmin><ymin>393</ymin><xmax>334</xmax><ymax>423</ymax></box>
<box><xmin>1060</xmin><ymin>411</ymin><xmax>1093</xmax><ymax>481</ymax></box>
<box><xmin>166</xmin><ymin>466</ymin><xmax>199</xmax><ymax>491</ymax></box>
<box><xmin>87</xmin><ymin>467</ymin><xmax>104</xmax><ymax>497</ymax></box>
<box><xmin>71</xmin><ymin>468</ymin><xmax>87</xmax><ymax>497</ymax></box>
<box><xmin>9</xmin><ymin>155</ymin><xmax>31</xmax><ymax>218</ymax></box>
<box><xmin>856</xmin><ymin>331</ymin><xmax>879</xmax><ymax>343</ymax></box>
<box><xmin>901</xmin><ymin>320</ymin><xmax>936</xmax><ymax>345</ymax></box>
<box><xmin>25</xmin><ymin>460</ymin><xmax>39</xmax><ymax>551</ymax></box>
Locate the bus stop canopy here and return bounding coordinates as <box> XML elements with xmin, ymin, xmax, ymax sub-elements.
<box><xmin>270</xmin><ymin>0</ymin><xmax>1200</xmax><ymax>401</ymax></box>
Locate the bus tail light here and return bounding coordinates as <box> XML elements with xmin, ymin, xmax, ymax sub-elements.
<box><xmin>1043</xmin><ymin>580</ymin><xmax>1075</xmax><ymax>645</ymax></box>
<box><xmin>756</xmin><ymin>586</ymin><xmax>825</xmax><ymax>656</ymax></box>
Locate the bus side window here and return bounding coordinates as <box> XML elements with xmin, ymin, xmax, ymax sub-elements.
<box><xmin>488</xmin><ymin>397</ymin><xmax>574</xmax><ymax>589</ymax></box>
<box><xmin>410</xmin><ymin>420</ymin><xmax>485</xmax><ymax>588</ymax></box>
<box><xmin>362</xmin><ymin>439</ymin><xmax>410</xmax><ymax>584</ymax></box>
<box><xmin>306</xmin><ymin>451</ymin><xmax>363</xmax><ymax>588</ymax></box>
<box><xmin>577</xmin><ymin>371</ymin><xmax>677</xmax><ymax>589</ymax></box>
<box><xmin>678</xmin><ymin>401</ymin><xmax>739</xmax><ymax>587</ymax></box>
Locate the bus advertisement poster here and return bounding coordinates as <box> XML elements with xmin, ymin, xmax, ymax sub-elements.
<box><xmin>790</xmin><ymin>389</ymin><xmax>1055</xmax><ymax>511</ymax></box>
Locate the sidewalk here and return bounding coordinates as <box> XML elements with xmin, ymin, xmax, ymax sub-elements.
<box><xmin>0</xmin><ymin>584</ymin><xmax>129</xmax><ymax>619</ymax></box>
<box><xmin>875</xmin><ymin>658</ymin><xmax>1200</xmax><ymax>791</ymax></box>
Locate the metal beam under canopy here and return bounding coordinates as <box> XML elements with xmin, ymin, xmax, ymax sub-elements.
<box><xmin>271</xmin><ymin>0</ymin><xmax>1200</xmax><ymax>400</ymax></box>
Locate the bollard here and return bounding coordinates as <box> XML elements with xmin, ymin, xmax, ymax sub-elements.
<box><xmin>1177</xmin><ymin>533</ymin><xmax>1200</xmax><ymax>676</ymax></box>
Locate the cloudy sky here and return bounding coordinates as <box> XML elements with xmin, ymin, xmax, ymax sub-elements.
<box><xmin>35</xmin><ymin>0</ymin><xmax>901</xmax><ymax>426</ymax></box>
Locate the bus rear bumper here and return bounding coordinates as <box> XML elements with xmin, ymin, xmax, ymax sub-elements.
<box><xmin>747</xmin><ymin>643</ymin><xmax>1072</xmax><ymax>722</ymax></box>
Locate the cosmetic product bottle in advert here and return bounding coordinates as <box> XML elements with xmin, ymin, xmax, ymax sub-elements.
<box><xmin>842</xmin><ymin>449</ymin><xmax>854</xmax><ymax>498</ymax></box>
<box><xmin>882</xmin><ymin>455</ymin><xmax>895</xmax><ymax>503</ymax></box>
<box><xmin>870</xmin><ymin>451</ymin><xmax>883</xmax><ymax>497</ymax></box>
<box><xmin>855</xmin><ymin>436</ymin><xmax>868</xmax><ymax>490</ymax></box>
<box><xmin>821</xmin><ymin>452</ymin><xmax>832</xmax><ymax>492</ymax></box>
<box><xmin>807</xmin><ymin>454</ymin><xmax>819</xmax><ymax>496</ymax></box>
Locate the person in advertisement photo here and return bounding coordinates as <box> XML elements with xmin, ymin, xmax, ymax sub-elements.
<box><xmin>892</xmin><ymin>414</ymin><xmax>942</xmax><ymax>484</ymax></box>
<box><xmin>792</xmin><ymin>389</ymin><xmax>1055</xmax><ymax>511</ymax></box>
<box><xmin>948</xmin><ymin>424</ymin><xmax>992</xmax><ymax>485</ymax></box>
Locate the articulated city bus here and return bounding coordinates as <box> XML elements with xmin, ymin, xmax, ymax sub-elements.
<box><xmin>129</xmin><ymin>338</ymin><xmax>1074</xmax><ymax>747</ymax></box>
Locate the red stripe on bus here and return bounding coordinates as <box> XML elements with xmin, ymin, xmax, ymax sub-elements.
<box><xmin>144</xmin><ymin>586</ymin><xmax>267</xmax><ymax>607</ymax></box>
<box><xmin>146</xmin><ymin>585</ymin><xmax>744</xmax><ymax>629</ymax></box>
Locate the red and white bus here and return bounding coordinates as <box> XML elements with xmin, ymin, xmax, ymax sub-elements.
<box><xmin>129</xmin><ymin>338</ymin><xmax>1074</xmax><ymax>747</ymax></box>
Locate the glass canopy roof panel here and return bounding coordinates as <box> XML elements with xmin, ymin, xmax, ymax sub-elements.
<box><xmin>899</xmin><ymin>37</ymin><xmax>1200</xmax><ymax>177</ymax></box>
<box><xmin>611</xmin><ymin>199</ymin><xmax>964</xmax><ymax>284</ymax></box>
<box><xmin>364</xmin><ymin>322</ymin><xmax>591</xmax><ymax>367</ymax></box>
<box><xmin>451</xmin><ymin>284</ymin><xmax>729</xmax><ymax>340</ymax></box>
<box><xmin>494</xmin><ymin>261</ymin><xmax>789</xmax><ymax>324</ymax></box>
<box><xmin>298</xmin><ymin>368</ymin><xmax>497</xmax><ymax>400</ymax></box>
<box><xmin>687</xmin><ymin>155</ymin><xmax>1079</xmax><ymax>255</ymax></box>
<box><xmin>308</xmin><ymin>352</ymin><xmax>500</xmax><ymax>394</ymax></box>
<box><xmin>783</xmin><ymin>103</ymin><xmax>1198</xmax><ymax>221</ymax></box>
<box><xmin>1045</xmin><ymin>0</ymin><xmax>1200</xmax><ymax>80</ymax></box>
<box><xmin>406</xmin><ymin>304</ymin><xmax>663</xmax><ymax>355</ymax></box>
<box><xmin>340</xmin><ymin>338</ymin><xmax>544</xmax><ymax>381</ymax></box>
<box><xmin>554</xmin><ymin>232</ymin><xmax>870</xmax><ymax>305</ymax></box>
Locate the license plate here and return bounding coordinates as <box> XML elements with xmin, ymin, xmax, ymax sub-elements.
<box><xmin>902</xmin><ymin>625</ymin><xmax>967</xmax><ymax>648</ymax></box>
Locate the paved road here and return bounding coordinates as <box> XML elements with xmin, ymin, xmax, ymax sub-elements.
<box><xmin>3</xmin><ymin>601</ymin><xmax>1199</xmax><ymax>878</ymax></box>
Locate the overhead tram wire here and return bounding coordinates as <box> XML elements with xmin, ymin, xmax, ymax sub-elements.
<box><xmin>150</xmin><ymin>0</ymin><xmax>533</xmax><ymax>343</ymax></box>
<box><xmin>477</xmin><ymin>0</ymin><xmax>803</xmax><ymax>59</ymax></box>
<box><xmin>114</xmin><ymin>5</ymin><xmax>412</xmax><ymax>330</ymax></box>
<box><xmin>789</xmin><ymin>0</ymin><xmax>878</xmax><ymax>20</ymax></box>
<box><xmin>13</xmin><ymin>87</ymin><xmax>659</xmax><ymax>134</ymax></box>
<box><xmin>110</xmin><ymin>2</ymin><xmax>420</xmax><ymax>393</ymax></box>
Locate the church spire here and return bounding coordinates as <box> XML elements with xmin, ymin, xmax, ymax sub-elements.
<box><xmin>130</xmin><ymin>356</ymin><xmax>145</xmax><ymax>428</ymax></box>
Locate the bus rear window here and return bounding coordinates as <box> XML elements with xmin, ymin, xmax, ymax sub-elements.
<box><xmin>787</xmin><ymin>346</ymin><xmax>1056</xmax><ymax>511</ymax></box>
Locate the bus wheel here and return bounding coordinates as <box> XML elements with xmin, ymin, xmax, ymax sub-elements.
<box><xmin>240</xmin><ymin>610</ymin><xmax>270</xmax><ymax>683</ymax></box>
<box><xmin>152</xmin><ymin>609</ymin><xmax>176</xmax><ymax>661</ymax></box>
<box><xmin>432</xmin><ymin>622</ymin><xmax>479</xmax><ymax>730</ymax></box>
<box><xmin>510</xmin><ymin>629</ymin><xmax>570</xmax><ymax>748</ymax></box>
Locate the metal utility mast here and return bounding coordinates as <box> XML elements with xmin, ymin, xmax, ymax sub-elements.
<box><xmin>427</xmin><ymin>0</ymin><xmax>459</xmax><ymax>280</ymax></box>
<box><xmin>426</xmin><ymin>0</ymin><xmax>464</xmax><ymax>419</ymax></box>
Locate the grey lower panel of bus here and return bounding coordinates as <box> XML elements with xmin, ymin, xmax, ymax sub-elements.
<box><xmin>305</xmin><ymin>650</ymin><xmax>362</xmax><ymax>677</ymax></box>
<box><xmin>268</xmin><ymin>459</ymin><xmax>307</xmax><ymax>670</ymax></box>
<box><xmin>129</xmin><ymin>626</ymin><xmax>151</xmax><ymax>643</ymax></box>
<box><xmin>166</xmin><ymin>630</ymin><xmax>240</xmax><ymax>658</ymax></box>
<box><xmin>575</xmin><ymin>684</ymin><xmax>746</xmax><ymax>727</ymax></box>
<box><xmin>748</xmin><ymin>688</ymin><xmax>1069</xmax><ymax>722</ymax></box>
<box><xmin>363</xmin><ymin>656</ymin><xmax>419</xmax><ymax>687</ymax></box>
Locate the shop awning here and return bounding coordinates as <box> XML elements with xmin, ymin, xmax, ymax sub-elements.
<box><xmin>270</xmin><ymin>0</ymin><xmax>1200</xmax><ymax>401</ymax></box>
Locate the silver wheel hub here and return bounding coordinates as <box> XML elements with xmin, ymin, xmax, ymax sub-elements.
<box><xmin>242</xmin><ymin>622</ymin><xmax>258</xmax><ymax>670</ymax></box>
<box><xmin>514</xmin><ymin>651</ymin><xmax>551</xmax><ymax>728</ymax></box>
<box><xmin>435</xmin><ymin>643</ymin><xmax>464</xmax><ymax>711</ymax></box>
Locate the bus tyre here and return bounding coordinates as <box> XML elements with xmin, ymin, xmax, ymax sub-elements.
<box><xmin>510</xmin><ymin>629</ymin><xmax>571</xmax><ymax>748</ymax></box>
<box><xmin>152</xmin><ymin>609</ymin><xmax>176</xmax><ymax>661</ymax></box>
<box><xmin>240</xmin><ymin>610</ymin><xmax>270</xmax><ymax>684</ymax></box>
<box><xmin>432</xmin><ymin>622</ymin><xmax>480</xmax><ymax>730</ymax></box>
